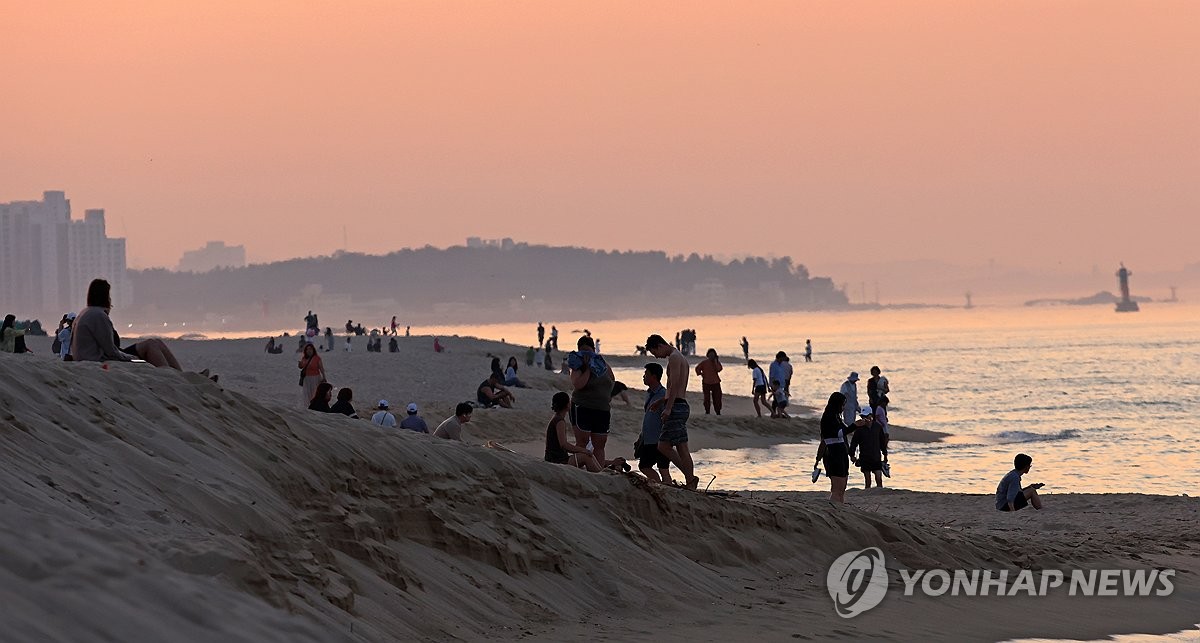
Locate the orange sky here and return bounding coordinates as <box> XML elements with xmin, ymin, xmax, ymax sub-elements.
<box><xmin>3</xmin><ymin>1</ymin><xmax>1197</xmax><ymax>272</ymax></box>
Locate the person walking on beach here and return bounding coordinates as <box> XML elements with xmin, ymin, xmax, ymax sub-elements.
<box><xmin>769</xmin><ymin>380</ymin><xmax>790</xmax><ymax>418</ymax></box>
<box><xmin>647</xmin><ymin>334</ymin><xmax>699</xmax><ymax>490</ymax></box>
<box><xmin>804</xmin><ymin>339</ymin><xmax>812</xmax><ymax>362</ymax></box>
<box><xmin>814</xmin><ymin>391</ymin><xmax>869</xmax><ymax>504</ymax></box>
<box><xmin>996</xmin><ymin>453</ymin><xmax>1044</xmax><ymax>511</ymax></box>
<box><xmin>840</xmin><ymin>372</ymin><xmax>861</xmax><ymax>426</ymax></box>
<box><xmin>740</xmin><ymin>336</ymin><xmax>749</xmax><ymax>361</ymax></box>
<box><xmin>549</xmin><ymin>325</ymin><xmax>558</xmax><ymax>350</ymax></box>
<box><xmin>850</xmin><ymin>407</ymin><xmax>886</xmax><ymax>489</ymax></box>
<box><xmin>399</xmin><ymin>403</ymin><xmax>428</xmax><ymax>433</ymax></box>
<box><xmin>747</xmin><ymin>359</ymin><xmax>769</xmax><ymax>417</ymax></box>
<box><xmin>434</xmin><ymin>403</ymin><xmax>473</xmax><ymax>441</ymax></box>
<box><xmin>537</xmin><ymin>322</ymin><xmax>545</xmax><ymax>347</ymax></box>
<box><xmin>769</xmin><ymin>352</ymin><xmax>792</xmax><ymax>397</ymax></box>
<box><xmin>867</xmin><ymin>366</ymin><xmax>890</xmax><ymax>408</ymax></box>
<box><xmin>324</xmin><ymin>327</ymin><xmax>335</xmax><ymax>352</ymax></box>
<box><xmin>568</xmin><ymin>335</ymin><xmax>615</xmax><ymax>468</ymax></box>
<box><xmin>390</xmin><ymin>316</ymin><xmax>398</xmax><ymax>336</ymax></box>
<box><xmin>695</xmin><ymin>348</ymin><xmax>724</xmax><ymax>415</ymax></box>
<box><xmin>298</xmin><ymin>343</ymin><xmax>327</xmax><ymax>407</ymax></box>
<box><xmin>637</xmin><ymin>363</ymin><xmax>674</xmax><ymax>484</ymax></box>
<box><xmin>371</xmin><ymin>400</ymin><xmax>397</xmax><ymax>427</ymax></box>
<box><xmin>545</xmin><ymin>392</ymin><xmax>601</xmax><ymax>471</ymax></box>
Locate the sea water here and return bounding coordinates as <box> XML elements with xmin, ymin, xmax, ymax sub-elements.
<box><xmin>430</xmin><ymin>303</ymin><xmax>1200</xmax><ymax>495</ymax></box>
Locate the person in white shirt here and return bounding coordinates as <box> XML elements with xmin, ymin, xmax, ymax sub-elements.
<box><xmin>371</xmin><ymin>400</ymin><xmax>397</xmax><ymax>427</ymax></box>
<box><xmin>839</xmin><ymin>372</ymin><xmax>861</xmax><ymax>425</ymax></box>
<box><xmin>433</xmin><ymin>403</ymin><xmax>473</xmax><ymax>441</ymax></box>
<box><xmin>747</xmin><ymin>359</ymin><xmax>769</xmax><ymax>418</ymax></box>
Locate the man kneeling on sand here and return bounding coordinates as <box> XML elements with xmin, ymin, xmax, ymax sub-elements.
<box><xmin>434</xmin><ymin>403</ymin><xmax>473</xmax><ymax>441</ymax></box>
<box><xmin>996</xmin><ymin>453</ymin><xmax>1044</xmax><ymax>511</ymax></box>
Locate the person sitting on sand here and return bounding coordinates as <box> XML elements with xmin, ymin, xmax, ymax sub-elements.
<box><xmin>504</xmin><ymin>356</ymin><xmax>528</xmax><ymax>388</ymax></box>
<box><xmin>308</xmin><ymin>382</ymin><xmax>334</xmax><ymax>412</ymax></box>
<box><xmin>57</xmin><ymin>313</ymin><xmax>75</xmax><ymax>360</ymax></box>
<box><xmin>433</xmin><ymin>402</ymin><xmax>472</xmax><ymax>440</ymax></box>
<box><xmin>433</xmin><ymin>336</ymin><xmax>444</xmax><ymax>353</ymax></box>
<box><xmin>769</xmin><ymin>380</ymin><xmax>790</xmax><ymax>418</ymax></box>
<box><xmin>265</xmin><ymin>336</ymin><xmax>279</xmax><ymax>353</ymax></box>
<box><xmin>637</xmin><ymin>363</ymin><xmax>673</xmax><ymax>484</ymax></box>
<box><xmin>399</xmin><ymin>403</ymin><xmax>428</xmax><ymax>433</ymax></box>
<box><xmin>298</xmin><ymin>343</ymin><xmax>327</xmax><ymax>407</ymax></box>
<box><xmin>330</xmin><ymin>387</ymin><xmax>358</xmax><ymax>418</ymax></box>
<box><xmin>72</xmin><ymin>279</ymin><xmax>188</xmax><ymax>371</ymax></box>
<box><xmin>996</xmin><ymin>453</ymin><xmax>1044</xmax><ymax>511</ymax></box>
<box><xmin>545</xmin><ymin>392</ymin><xmax>601</xmax><ymax>471</ymax></box>
<box><xmin>0</xmin><ymin>314</ymin><xmax>29</xmax><ymax>354</ymax></box>
<box><xmin>850</xmin><ymin>407</ymin><xmax>886</xmax><ymax>489</ymax></box>
<box><xmin>814</xmin><ymin>391</ymin><xmax>869</xmax><ymax>504</ymax></box>
<box><xmin>371</xmin><ymin>400</ymin><xmax>397</xmax><ymax>427</ymax></box>
<box><xmin>478</xmin><ymin>372</ymin><xmax>515</xmax><ymax>408</ymax></box>
<box><xmin>646</xmin><ymin>334</ymin><xmax>699</xmax><ymax>490</ymax></box>
<box><xmin>388</xmin><ymin>336</ymin><xmax>398</xmax><ymax>353</ymax></box>
<box><xmin>748</xmin><ymin>359</ymin><xmax>769</xmax><ymax>418</ymax></box>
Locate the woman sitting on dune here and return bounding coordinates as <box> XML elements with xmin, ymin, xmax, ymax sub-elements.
<box><xmin>71</xmin><ymin>279</ymin><xmax>188</xmax><ymax>371</ymax></box>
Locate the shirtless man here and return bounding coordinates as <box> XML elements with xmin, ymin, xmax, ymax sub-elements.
<box><xmin>646</xmin><ymin>334</ymin><xmax>699</xmax><ymax>490</ymax></box>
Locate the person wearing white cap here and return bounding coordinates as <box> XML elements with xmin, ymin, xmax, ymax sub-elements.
<box><xmin>57</xmin><ymin>312</ymin><xmax>77</xmax><ymax>360</ymax></box>
<box><xmin>839</xmin><ymin>372</ymin><xmax>861</xmax><ymax>426</ymax></box>
<box><xmin>399</xmin><ymin>402</ymin><xmax>428</xmax><ymax>433</ymax></box>
<box><xmin>371</xmin><ymin>400</ymin><xmax>397</xmax><ymax>427</ymax></box>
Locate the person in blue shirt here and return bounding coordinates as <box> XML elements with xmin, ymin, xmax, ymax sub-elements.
<box><xmin>638</xmin><ymin>363</ymin><xmax>673</xmax><ymax>484</ymax></box>
<box><xmin>995</xmin><ymin>453</ymin><xmax>1044</xmax><ymax>511</ymax></box>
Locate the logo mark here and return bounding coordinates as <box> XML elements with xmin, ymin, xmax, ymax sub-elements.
<box><xmin>827</xmin><ymin>547</ymin><xmax>889</xmax><ymax>618</ymax></box>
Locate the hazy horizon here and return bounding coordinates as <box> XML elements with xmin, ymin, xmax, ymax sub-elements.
<box><xmin>4</xmin><ymin>1</ymin><xmax>1197</xmax><ymax>273</ymax></box>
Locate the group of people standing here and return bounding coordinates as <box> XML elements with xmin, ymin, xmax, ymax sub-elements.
<box><xmin>544</xmin><ymin>334</ymin><xmax>700</xmax><ymax>490</ymax></box>
<box><xmin>814</xmin><ymin>365</ymin><xmax>893</xmax><ymax>502</ymax></box>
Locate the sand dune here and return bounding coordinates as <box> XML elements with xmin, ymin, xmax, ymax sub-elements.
<box><xmin>1</xmin><ymin>341</ymin><xmax>1196</xmax><ymax>642</ymax></box>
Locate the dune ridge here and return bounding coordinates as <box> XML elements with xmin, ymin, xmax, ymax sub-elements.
<box><xmin>1</xmin><ymin>354</ymin><xmax>1196</xmax><ymax>642</ymax></box>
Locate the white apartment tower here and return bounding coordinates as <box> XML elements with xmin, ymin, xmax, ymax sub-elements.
<box><xmin>0</xmin><ymin>191</ymin><xmax>130</xmax><ymax>318</ymax></box>
<box><xmin>68</xmin><ymin>209</ymin><xmax>130</xmax><ymax>311</ymax></box>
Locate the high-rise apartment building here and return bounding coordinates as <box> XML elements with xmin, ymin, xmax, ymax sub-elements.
<box><xmin>0</xmin><ymin>191</ymin><xmax>130</xmax><ymax>319</ymax></box>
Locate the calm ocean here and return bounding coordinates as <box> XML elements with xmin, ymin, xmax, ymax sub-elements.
<box><xmin>433</xmin><ymin>303</ymin><xmax>1200</xmax><ymax>496</ymax></box>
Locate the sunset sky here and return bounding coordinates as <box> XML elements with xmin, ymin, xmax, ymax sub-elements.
<box><xmin>3</xmin><ymin>1</ymin><xmax>1197</xmax><ymax>274</ymax></box>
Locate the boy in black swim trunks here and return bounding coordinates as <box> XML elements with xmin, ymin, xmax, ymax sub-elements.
<box><xmin>995</xmin><ymin>453</ymin><xmax>1044</xmax><ymax>511</ymax></box>
<box><xmin>638</xmin><ymin>363</ymin><xmax>674</xmax><ymax>484</ymax></box>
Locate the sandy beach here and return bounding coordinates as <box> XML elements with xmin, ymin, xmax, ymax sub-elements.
<box><xmin>2</xmin><ymin>335</ymin><xmax>1196</xmax><ymax>642</ymax></box>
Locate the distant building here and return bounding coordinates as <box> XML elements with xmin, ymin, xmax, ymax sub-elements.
<box><xmin>178</xmin><ymin>241</ymin><xmax>246</xmax><ymax>273</ymax></box>
<box><xmin>465</xmin><ymin>236</ymin><xmax>520</xmax><ymax>250</ymax></box>
<box><xmin>69</xmin><ymin>209</ymin><xmax>131</xmax><ymax>312</ymax></box>
<box><xmin>0</xmin><ymin>191</ymin><xmax>129</xmax><ymax>317</ymax></box>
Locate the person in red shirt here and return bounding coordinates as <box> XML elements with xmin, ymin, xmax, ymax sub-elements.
<box><xmin>694</xmin><ymin>348</ymin><xmax>724</xmax><ymax>415</ymax></box>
